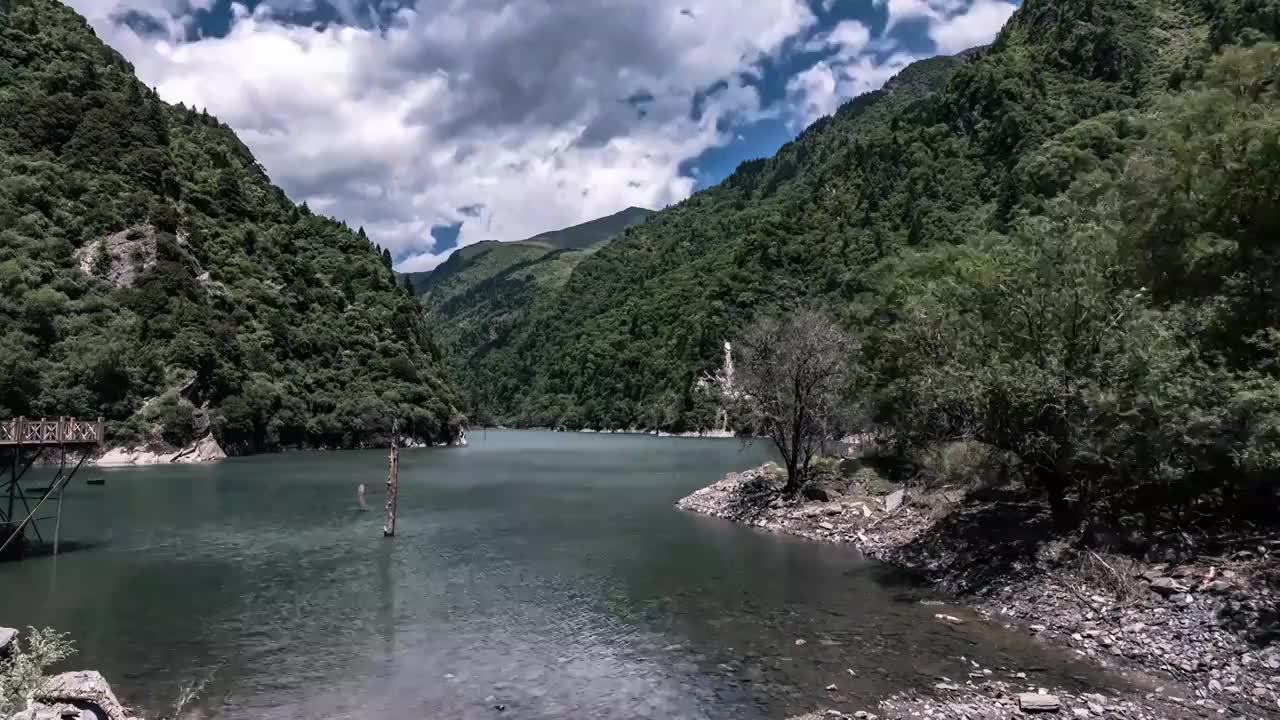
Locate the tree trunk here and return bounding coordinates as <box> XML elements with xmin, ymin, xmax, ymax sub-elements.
<box><xmin>384</xmin><ymin>429</ymin><xmax>399</xmax><ymax>537</ymax></box>
<box><xmin>783</xmin><ymin>459</ymin><xmax>803</xmax><ymax>496</ymax></box>
<box><xmin>1043</xmin><ymin>471</ymin><xmax>1074</xmax><ymax>531</ymax></box>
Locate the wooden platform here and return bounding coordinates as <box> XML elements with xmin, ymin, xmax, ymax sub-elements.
<box><xmin>0</xmin><ymin>418</ymin><xmax>104</xmax><ymax>447</ymax></box>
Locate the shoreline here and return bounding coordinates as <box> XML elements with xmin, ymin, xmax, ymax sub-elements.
<box><xmin>88</xmin><ymin>433</ymin><xmax>469</xmax><ymax>468</ymax></box>
<box><xmin>677</xmin><ymin>464</ymin><xmax>1280</xmax><ymax>720</ymax></box>
<box><xmin>482</xmin><ymin>425</ymin><xmax>737</xmax><ymax>439</ymax></box>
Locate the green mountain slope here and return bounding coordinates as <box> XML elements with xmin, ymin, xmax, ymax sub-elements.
<box><xmin>400</xmin><ymin>207</ymin><xmax>653</xmax><ymax>420</ymax></box>
<box><xmin>461</xmin><ymin>0</ymin><xmax>1279</xmax><ymax>432</ymax></box>
<box><xmin>402</xmin><ymin>206</ymin><xmax>654</xmax><ymax>298</ymax></box>
<box><xmin>0</xmin><ymin>0</ymin><xmax>463</xmax><ymax>452</ymax></box>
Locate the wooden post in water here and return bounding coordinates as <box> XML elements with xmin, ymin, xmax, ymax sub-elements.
<box><xmin>383</xmin><ymin>421</ymin><xmax>399</xmax><ymax>537</ymax></box>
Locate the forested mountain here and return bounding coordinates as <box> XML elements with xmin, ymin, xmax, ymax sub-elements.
<box><xmin>402</xmin><ymin>206</ymin><xmax>653</xmax><ymax>297</ymax></box>
<box><xmin>455</xmin><ymin>0</ymin><xmax>1280</xmax><ymax>447</ymax></box>
<box><xmin>403</xmin><ymin>207</ymin><xmax>653</xmax><ymax>422</ymax></box>
<box><xmin>0</xmin><ymin>0</ymin><xmax>463</xmax><ymax>453</ymax></box>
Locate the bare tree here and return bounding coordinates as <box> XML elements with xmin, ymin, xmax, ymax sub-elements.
<box><xmin>731</xmin><ymin>309</ymin><xmax>855</xmax><ymax>495</ymax></box>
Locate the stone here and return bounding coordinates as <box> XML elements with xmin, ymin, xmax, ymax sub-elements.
<box><xmin>1072</xmin><ymin>709</ymin><xmax>1091</xmax><ymax>718</ymax></box>
<box><xmin>1149</xmin><ymin>577</ymin><xmax>1187</xmax><ymax>596</ymax></box>
<box><xmin>795</xmin><ymin>638</ymin><xmax>807</xmax><ymax>646</ymax></box>
<box><xmin>0</xmin><ymin>626</ymin><xmax>16</xmax><ymax>658</ymax></box>
<box><xmin>1169</xmin><ymin>593</ymin><xmax>1194</xmax><ymax>606</ymax></box>
<box><xmin>884</xmin><ymin>489</ymin><xmax>905</xmax><ymax>513</ymax></box>
<box><xmin>31</xmin><ymin>671</ymin><xmax>132</xmax><ymax>720</ymax></box>
<box><xmin>826</xmin><ymin>683</ymin><xmax>838</xmax><ymax>691</ymax></box>
<box><xmin>1206</xmin><ymin>580</ymin><xmax>1234</xmax><ymax>594</ymax></box>
<box><xmin>935</xmin><ymin>614</ymin><xmax>965</xmax><ymax>625</ymax></box>
<box><xmin>1018</xmin><ymin>693</ymin><xmax>1061</xmax><ymax>713</ymax></box>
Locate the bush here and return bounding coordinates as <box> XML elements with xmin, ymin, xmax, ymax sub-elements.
<box><xmin>146</xmin><ymin>393</ymin><xmax>197</xmax><ymax>447</ymax></box>
<box><xmin>0</xmin><ymin>627</ymin><xmax>76</xmax><ymax>718</ymax></box>
<box><xmin>913</xmin><ymin>441</ymin><xmax>1013</xmax><ymax>490</ymax></box>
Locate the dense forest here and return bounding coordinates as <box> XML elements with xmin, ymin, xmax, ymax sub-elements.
<box><xmin>404</xmin><ymin>207</ymin><xmax>653</xmax><ymax>423</ymax></box>
<box><xmin>0</xmin><ymin>0</ymin><xmax>463</xmax><ymax>453</ymax></box>
<box><xmin>458</xmin><ymin>0</ymin><xmax>1279</xmax><ymax>429</ymax></box>
<box><xmin>440</xmin><ymin>0</ymin><xmax>1280</xmax><ymax>518</ymax></box>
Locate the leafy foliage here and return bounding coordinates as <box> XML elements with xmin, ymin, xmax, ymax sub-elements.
<box><xmin>0</xmin><ymin>0</ymin><xmax>462</xmax><ymax>452</ymax></box>
<box><xmin>443</xmin><ymin>0</ymin><xmax>1279</xmax><ymax>522</ymax></box>
<box><xmin>730</xmin><ymin>309</ymin><xmax>855</xmax><ymax>494</ymax></box>
<box><xmin>0</xmin><ymin>627</ymin><xmax>76</xmax><ymax>718</ymax></box>
<box><xmin>405</xmin><ymin>207</ymin><xmax>653</xmax><ymax>424</ymax></box>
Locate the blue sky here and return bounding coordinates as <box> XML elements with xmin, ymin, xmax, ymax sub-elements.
<box><xmin>73</xmin><ymin>0</ymin><xmax>1019</xmax><ymax>268</ymax></box>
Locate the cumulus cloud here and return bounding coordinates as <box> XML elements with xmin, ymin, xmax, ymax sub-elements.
<box><xmin>876</xmin><ymin>0</ymin><xmax>1016</xmax><ymax>51</ymax></box>
<box><xmin>784</xmin><ymin>52</ymin><xmax>918</xmax><ymax>129</ymax></box>
<box><xmin>69</xmin><ymin>0</ymin><xmax>819</xmax><ymax>270</ymax></box>
<box><xmin>928</xmin><ymin>0</ymin><xmax>1018</xmax><ymax>55</ymax></box>
<box><xmin>65</xmin><ymin>0</ymin><xmax>1016</xmax><ymax>271</ymax></box>
<box><xmin>785</xmin><ymin>0</ymin><xmax>1014</xmax><ymax>130</ymax></box>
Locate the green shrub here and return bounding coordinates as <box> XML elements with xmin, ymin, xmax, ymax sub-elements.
<box><xmin>0</xmin><ymin>627</ymin><xmax>76</xmax><ymax>718</ymax></box>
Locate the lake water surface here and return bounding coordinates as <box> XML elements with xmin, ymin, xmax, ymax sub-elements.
<box><xmin>0</xmin><ymin>431</ymin><xmax>1115</xmax><ymax>719</ymax></box>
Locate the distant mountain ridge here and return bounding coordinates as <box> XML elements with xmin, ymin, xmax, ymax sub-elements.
<box><xmin>402</xmin><ymin>206</ymin><xmax>654</xmax><ymax>296</ymax></box>
<box><xmin>401</xmin><ymin>206</ymin><xmax>654</xmax><ymax>420</ymax></box>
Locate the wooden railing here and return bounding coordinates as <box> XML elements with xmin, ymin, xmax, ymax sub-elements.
<box><xmin>0</xmin><ymin>417</ymin><xmax>105</xmax><ymax>446</ymax></box>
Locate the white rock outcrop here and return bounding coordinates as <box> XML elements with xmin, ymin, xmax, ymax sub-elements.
<box><xmin>12</xmin><ymin>670</ymin><xmax>140</xmax><ymax>720</ymax></box>
<box><xmin>95</xmin><ymin>434</ymin><xmax>226</xmax><ymax>467</ymax></box>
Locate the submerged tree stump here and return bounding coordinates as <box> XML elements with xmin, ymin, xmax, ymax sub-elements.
<box><xmin>384</xmin><ymin>426</ymin><xmax>399</xmax><ymax>537</ymax></box>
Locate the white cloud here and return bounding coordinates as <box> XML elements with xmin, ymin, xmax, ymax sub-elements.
<box><xmin>69</xmin><ymin>0</ymin><xmax>818</xmax><ymax>270</ymax></box>
<box><xmin>875</xmin><ymin>0</ymin><xmax>1015</xmax><ymax>52</ymax></box>
<box><xmin>784</xmin><ymin>0</ymin><xmax>1015</xmax><ymax>132</ymax></box>
<box><xmin>802</xmin><ymin>19</ymin><xmax>871</xmax><ymax>62</ymax></box>
<box><xmin>929</xmin><ymin>0</ymin><xmax>1017</xmax><ymax>55</ymax></box>
<box><xmin>785</xmin><ymin>52</ymin><xmax>918</xmax><ymax>129</ymax></box>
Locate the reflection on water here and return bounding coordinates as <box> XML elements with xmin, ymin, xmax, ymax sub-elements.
<box><xmin>0</xmin><ymin>431</ymin><xmax>1118</xmax><ymax>719</ymax></box>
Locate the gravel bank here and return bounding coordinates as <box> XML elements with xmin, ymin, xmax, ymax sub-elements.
<box><xmin>678</xmin><ymin>464</ymin><xmax>1280</xmax><ymax>719</ymax></box>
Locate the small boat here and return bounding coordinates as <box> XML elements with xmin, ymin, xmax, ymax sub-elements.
<box><xmin>86</xmin><ymin>478</ymin><xmax>105</xmax><ymax>486</ymax></box>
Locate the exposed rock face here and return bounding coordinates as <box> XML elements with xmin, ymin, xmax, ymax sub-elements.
<box><xmin>95</xmin><ymin>433</ymin><xmax>226</xmax><ymax>467</ymax></box>
<box><xmin>13</xmin><ymin>671</ymin><xmax>139</xmax><ymax>720</ymax></box>
<box><xmin>73</xmin><ymin>227</ymin><xmax>159</xmax><ymax>290</ymax></box>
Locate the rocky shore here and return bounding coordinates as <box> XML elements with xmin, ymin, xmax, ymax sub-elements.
<box><xmin>95</xmin><ymin>433</ymin><xmax>227</xmax><ymax>467</ymax></box>
<box><xmin>1</xmin><ymin>628</ymin><xmax>139</xmax><ymax>720</ymax></box>
<box><xmin>678</xmin><ymin>464</ymin><xmax>1280</xmax><ymax>719</ymax></box>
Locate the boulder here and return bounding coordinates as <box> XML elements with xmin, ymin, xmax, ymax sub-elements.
<box><xmin>31</xmin><ymin>671</ymin><xmax>133</xmax><ymax>720</ymax></box>
<box><xmin>1149</xmin><ymin>577</ymin><xmax>1187</xmax><ymax>596</ymax></box>
<box><xmin>883</xmin><ymin>489</ymin><xmax>905</xmax><ymax>513</ymax></box>
<box><xmin>1205</xmin><ymin>580</ymin><xmax>1234</xmax><ymax>594</ymax></box>
<box><xmin>1017</xmin><ymin>693</ymin><xmax>1061</xmax><ymax>713</ymax></box>
<box><xmin>0</xmin><ymin>626</ymin><xmax>16</xmax><ymax>658</ymax></box>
